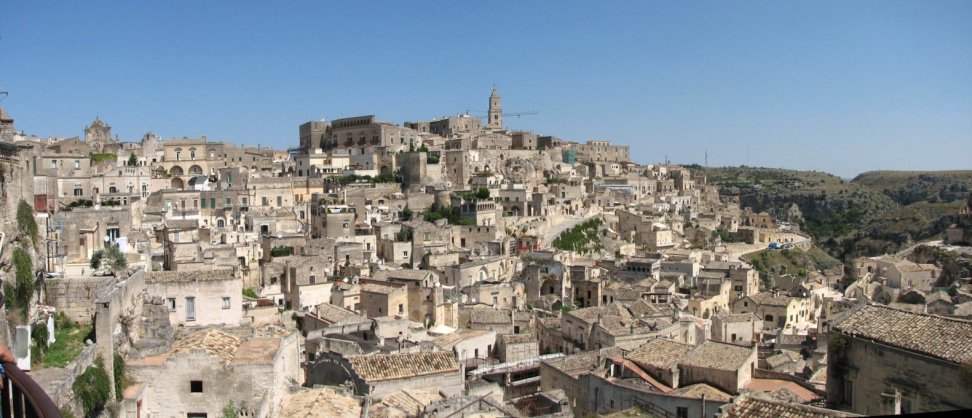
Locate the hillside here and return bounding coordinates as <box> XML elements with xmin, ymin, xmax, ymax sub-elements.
<box><xmin>700</xmin><ymin>166</ymin><xmax>971</xmax><ymax>263</ymax></box>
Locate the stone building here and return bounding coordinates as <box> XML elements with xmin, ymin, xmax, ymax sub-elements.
<box><xmin>337</xmin><ymin>351</ymin><xmax>461</xmax><ymax>398</ymax></box>
<box><xmin>125</xmin><ymin>328</ymin><xmax>301</xmax><ymax>418</ymax></box>
<box><xmin>145</xmin><ymin>269</ymin><xmax>243</xmax><ymax>327</ymax></box>
<box><xmin>827</xmin><ymin>304</ymin><xmax>972</xmax><ymax>415</ymax></box>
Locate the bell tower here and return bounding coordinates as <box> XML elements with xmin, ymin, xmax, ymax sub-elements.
<box><xmin>487</xmin><ymin>87</ymin><xmax>502</xmax><ymax>130</ymax></box>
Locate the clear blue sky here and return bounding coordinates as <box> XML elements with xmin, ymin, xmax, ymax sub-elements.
<box><xmin>2</xmin><ymin>1</ymin><xmax>970</xmax><ymax>177</ymax></box>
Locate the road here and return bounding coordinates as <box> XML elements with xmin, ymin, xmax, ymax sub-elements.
<box><xmin>541</xmin><ymin>211</ymin><xmax>600</xmax><ymax>249</ymax></box>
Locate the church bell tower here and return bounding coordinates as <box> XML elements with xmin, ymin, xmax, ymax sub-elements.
<box><xmin>487</xmin><ymin>87</ymin><xmax>502</xmax><ymax>130</ymax></box>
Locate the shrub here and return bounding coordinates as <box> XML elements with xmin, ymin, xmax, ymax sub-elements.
<box><xmin>243</xmin><ymin>288</ymin><xmax>258</xmax><ymax>299</ymax></box>
<box><xmin>113</xmin><ymin>354</ymin><xmax>127</xmax><ymax>399</ymax></box>
<box><xmin>127</xmin><ymin>153</ymin><xmax>138</xmax><ymax>166</ymax></box>
<box><xmin>17</xmin><ymin>200</ymin><xmax>39</xmax><ymax>246</ymax></box>
<box><xmin>90</xmin><ymin>246</ymin><xmax>127</xmax><ymax>272</ymax></box>
<box><xmin>89</xmin><ymin>153</ymin><xmax>117</xmax><ymax>165</ymax></box>
<box><xmin>73</xmin><ymin>361</ymin><xmax>111</xmax><ymax>418</ymax></box>
<box><xmin>13</xmin><ymin>247</ymin><xmax>34</xmax><ymax>315</ymax></box>
<box><xmin>270</xmin><ymin>246</ymin><xmax>294</xmax><ymax>257</ymax></box>
<box><xmin>31</xmin><ymin>323</ymin><xmax>49</xmax><ymax>362</ymax></box>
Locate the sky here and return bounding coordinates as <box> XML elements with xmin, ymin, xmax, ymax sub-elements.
<box><xmin>1</xmin><ymin>1</ymin><xmax>970</xmax><ymax>178</ymax></box>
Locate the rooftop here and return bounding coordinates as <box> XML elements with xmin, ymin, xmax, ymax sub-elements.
<box><xmin>171</xmin><ymin>328</ymin><xmax>242</xmax><ymax>363</ymax></box>
<box><xmin>281</xmin><ymin>387</ymin><xmax>362</xmax><ymax>418</ymax></box>
<box><xmin>834</xmin><ymin>304</ymin><xmax>972</xmax><ymax>364</ymax></box>
<box><xmin>626</xmin><ymin>339</ymin><xmax>693</xmax><ymax>371</ymax></box>
<box><xmin>680</xmin><ymin>340</ymin><xmax>754</xmax><ymax>372</ymax></box>
<box><xmin>348</xmin><ymin>351</ymin><xmax>459</xmax><ymax>382</ymax></box>
<box><xmin>719</xmin><ymin>393</ymin><xmax>859</xmax><ymax>418</ymax></box>
<box><xmin>145</xmin><ymin>269</ymin><xmax>236</xmax><ymax>283</ymax></box>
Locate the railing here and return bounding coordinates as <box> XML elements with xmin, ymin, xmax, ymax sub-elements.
<box><xmin>1</xmin><ymin>361</ymin><xmax>62</xmax><ymax>417</ymax></box>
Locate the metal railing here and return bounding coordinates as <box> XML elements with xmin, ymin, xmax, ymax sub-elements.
<box><xmin>1</xmin><ymin>361</ymin><xmax>61</xmax><ymax>418</ymax></box>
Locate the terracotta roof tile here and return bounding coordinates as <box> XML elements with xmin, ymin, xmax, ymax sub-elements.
<box><xmin>834</xmin><ymin>304</ymin><xmax>972</xmax><ymax>364</ymax></box>
<box><xmin>348</xmin><ymin>351</ymin><xmax>459</xmax><ymax>382</ymax></box>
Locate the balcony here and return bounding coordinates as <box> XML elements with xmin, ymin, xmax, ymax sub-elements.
<box><xmin>1</xmin><ymin>360</ymin><xmax>61</xmax><ymax>417</ymax></box>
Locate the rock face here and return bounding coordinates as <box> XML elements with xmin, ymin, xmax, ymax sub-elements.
<box><xmin>134</xmin><ymin>295</ymin><xmax>174</xmax><ymax>357</ymax></box>
<box><xmin>708</xmin><ymin>167</ymin><xmax>970</xmax><ymax>261</ymax></box>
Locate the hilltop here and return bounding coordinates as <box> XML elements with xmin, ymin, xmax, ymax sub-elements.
<box><xmin>698</xmin><ymin>166</ymin><xmax>971</xmax><ymax>263</ymax></box>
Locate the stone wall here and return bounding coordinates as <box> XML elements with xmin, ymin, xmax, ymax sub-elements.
<box><xmin>827</xmin><ymin>333</ymin><xmax>972</xmax><ymax>414</ymax></box>
<box><xmin>41</xmin><ymin>343</ymin><xmax>100</xmax><ymax>415</ymax></box>
<box><xmin>43</xmin><ymin>276</ymin><xmax>115</xmax><ymax>324</ymax></box>
<box><xmin>578</xmin><ymin>372</ymin><xmax>726</xmax><ymax>417</ymax></box>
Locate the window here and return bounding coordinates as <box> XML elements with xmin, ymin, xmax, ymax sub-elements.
<box><xmin>186</xmin><ymin>297</ymin><xmax>196</xmax><ymax>321</ymax></box>
<box><xmin>50</xmin><ymin>160</ymin><xmax>57</xmax><ymax>169</ymax></box>
<box><xmin>225</xmin><ymin>197</ymin><xmax>232</xmax><ymax>207</ymax></box>
<box><xmin>166</xmin><ymin>298</ymin><xmax>176</xmax><ymax>311</ymax></box>
<box><xmin>241</xmin><ymin>197</ymin><xmax>248</xmax><ymax>207</ymax></box>
<box><xmin>398</xmin><ymin>304</ymin><xmax>404</xmax><ymax>314</ymax></box>
<box><xmin>222</xmin><ymin>297</ymin><xmax>231</xmax><ymax>309</ymax></box>
<box><xmin>108</xmin><ymin>186</ymin><xmax>117</xmax><ymax>194</ymax></box>
<box><xmin>190</xmin><ymin>380</ymin><xmax>203</xmax><ymax>393</ymax></box>
<box><xmin>74</xmin><ymin>186</ymin><xmax>83</xmax><ymax>197</ymax></box>
<box><xmin>74</xmin><ymin>160</ymin><xmax>80</xmax><ymax>169</ymax></box>
<box><xmin>210</xmin><ymin>197</ymin><xmax>216</xmax><ymax>208</ymax></box>
<box><xmin>277</xmin><ymin>196</ymin><xmax>283</xmax><ymax>206</ymax></box>
<box><xmin>201</xmin><ymin>198</ymin><xmax>207</xmax><ymax>209</ymax></box>
<box><xmin>262</xmin><ymin>197</ymin><xmax>269</xmax><ymax>206</ymax></box>
<box><xmin>765</xmin><ymin>314</ymin><xmax>774</xmax><ymax>322</ymax></box>
<box><xmin>844</xmin><ymin>379</ymin><xmax>854</xmax><ymax>407</ymax></box>
<box><xmin>677</xmin><ymin>407</ymin><xmax>688</xmax><ymax>418</ymax></box>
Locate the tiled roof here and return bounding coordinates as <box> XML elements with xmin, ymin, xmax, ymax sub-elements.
<box><xmin>145</xmin><ymin>269</ymin><xmax>236</xmax><ymax>283</ymax></box>
<box><xmin>626</xmin><ymin>339</ymin><xmax>692</xmax><ymax>371</ymax></box>
<box><xmin>750</xmin><ymin>291</ymin><xmax>792</xmax><ymax>307</ymax></box>
<box><xmin>468</xmin><ymin>308</ymin><xmax>511</xmax><ymax>324</ymax></box>
<box><xmin>383</xmin><ymin>269</ymin><xmax>433</xmax><ymax>281</ymax></box>
<box><xmin>720</xmin><ymin>393</ymin><xmax>860</xmax><ymax>418</ymax></box>
<box><xmin>370</xmin><ymin>388</ymin><xmax>442</xmax><ymax>418</ymax></box>
<box><xmin>834</xmin><ymin>304</ymin><xmax>972</xmax><ymax>364</ymax></box>
<box><xmin>171</xmin><ymin>329</ymin><xmax>242</xmax><ymax>363</ymax></box>
<box><xmin>568</xmin><ymin>303</ymin><xmax>634</xmax><ymax>323</ymax></box>
<box><xmin>281</xmin><ymin>387</ymin><xmax>362</xmax><ymax>418</ymax></box>
<box><xmin>500</xmin><ymin>333</ymin><xmax>536</xmax><ymax>344</ymax></box>
<box><xmin>681</xmin><ymin>340</ymin><xmax>754</xmax><ymax>372</ymax></box>
<box><xmin>164</xmin><ymin>219</ymin><xmax>199</xmax><ymax>230</ymax></box>
<box><xmin>348</xmin><ymin>351</ymin><xmax>459</xmax><ymax>382</ymax></box>
<box><xmin>546</xmin><ymin>347</ymin><xmax>624</xmax><ymax>373</ymax></box>
<box><xmin>360</xmin><ymin>282</ymin><xmax>403</xmax><ymax>295</ymax></box>
<box><xmin>670</xmin><ymin>383</ymin><xmax>732</xmax><ymax>402</ymax></box>
<box><xmin>231</xmin><ymin>338</ymin><xmax>281</xmax><ymax>365</ymax></box>
<box><xmin>315</xmin><ymin>303</ymin><xmax>359</xmax><ymax>324</ymax></box>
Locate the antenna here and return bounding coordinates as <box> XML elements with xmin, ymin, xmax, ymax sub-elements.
<box><xmin>704</xmin><ymin>149</ymin><xmax>708</xmax><ymax>167</ymax></box>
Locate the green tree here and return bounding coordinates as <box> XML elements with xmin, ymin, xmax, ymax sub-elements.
<box><xmin>476</xmin><ymin>187</ymin><xmax>491</xmax><ymax>200</ymax></box>
<box><xmin>17</xmin><ymin>200</ymin><xmax>38</xmax><ymax>246</ymax></box>
<box><xmin>13</xmin><ymin>247</ymin><xmax>34</xmax><ymax>315</ymax></box>
<box><xmin>401</xmin><ymin>207</ymin><xmax>413</xmax><ymax>221</ymax></box>
<box><xmin>73</xmin><ymin>360</ymin><xmax>111</xmax><ymax>418</ymax></box>
<box><xmin>127</xmin><ymin>152</ymin><xmax>138</xmax><ymax>166</ymax></box>
<box><xmin>90</xmin><ymin>245</ymin><xmax>127</xmax><ymax>273</ymax></box>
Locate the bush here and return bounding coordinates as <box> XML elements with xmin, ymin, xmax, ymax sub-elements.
<box><xmin>13</xmin><ymin>247</ymin><xmax>34</xmax><ymax>315</ymax></box>
<box><xmin>243</xmin><ymin>288</ymin><xmax>258</xmax><ymax>299</ymax></box>
<box><xmin>31</xmin><ymin>323</ymin><xmax>49</xmax><ymax>362</ymax></box>
<box><xmin>113</xmin><ymin>354</ymin><xmax>127</xmax><ymax>399</ymax></box>
<box><xmin>90</xmin><ymin>246</ymin><xmax>127</xmax><ymax>272</ymax></box>
<box><xmin>89</xmin><ymin>153</ymin><xmax>117</xmax><ymax>165</ymax></box>
<box><xmin>270</xmin><ymin>246</ymin><xmax>294</xmax><ymax>257</ymax></box>
<box><xmin>17</xmin><ymin>200</ymin><xmax>38</xmax><ymax>246</ymax></box>
<box><xmin>73</xmin><ymin>361</ymin><xmax>111</xmax><ymax>418</ymax></box>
